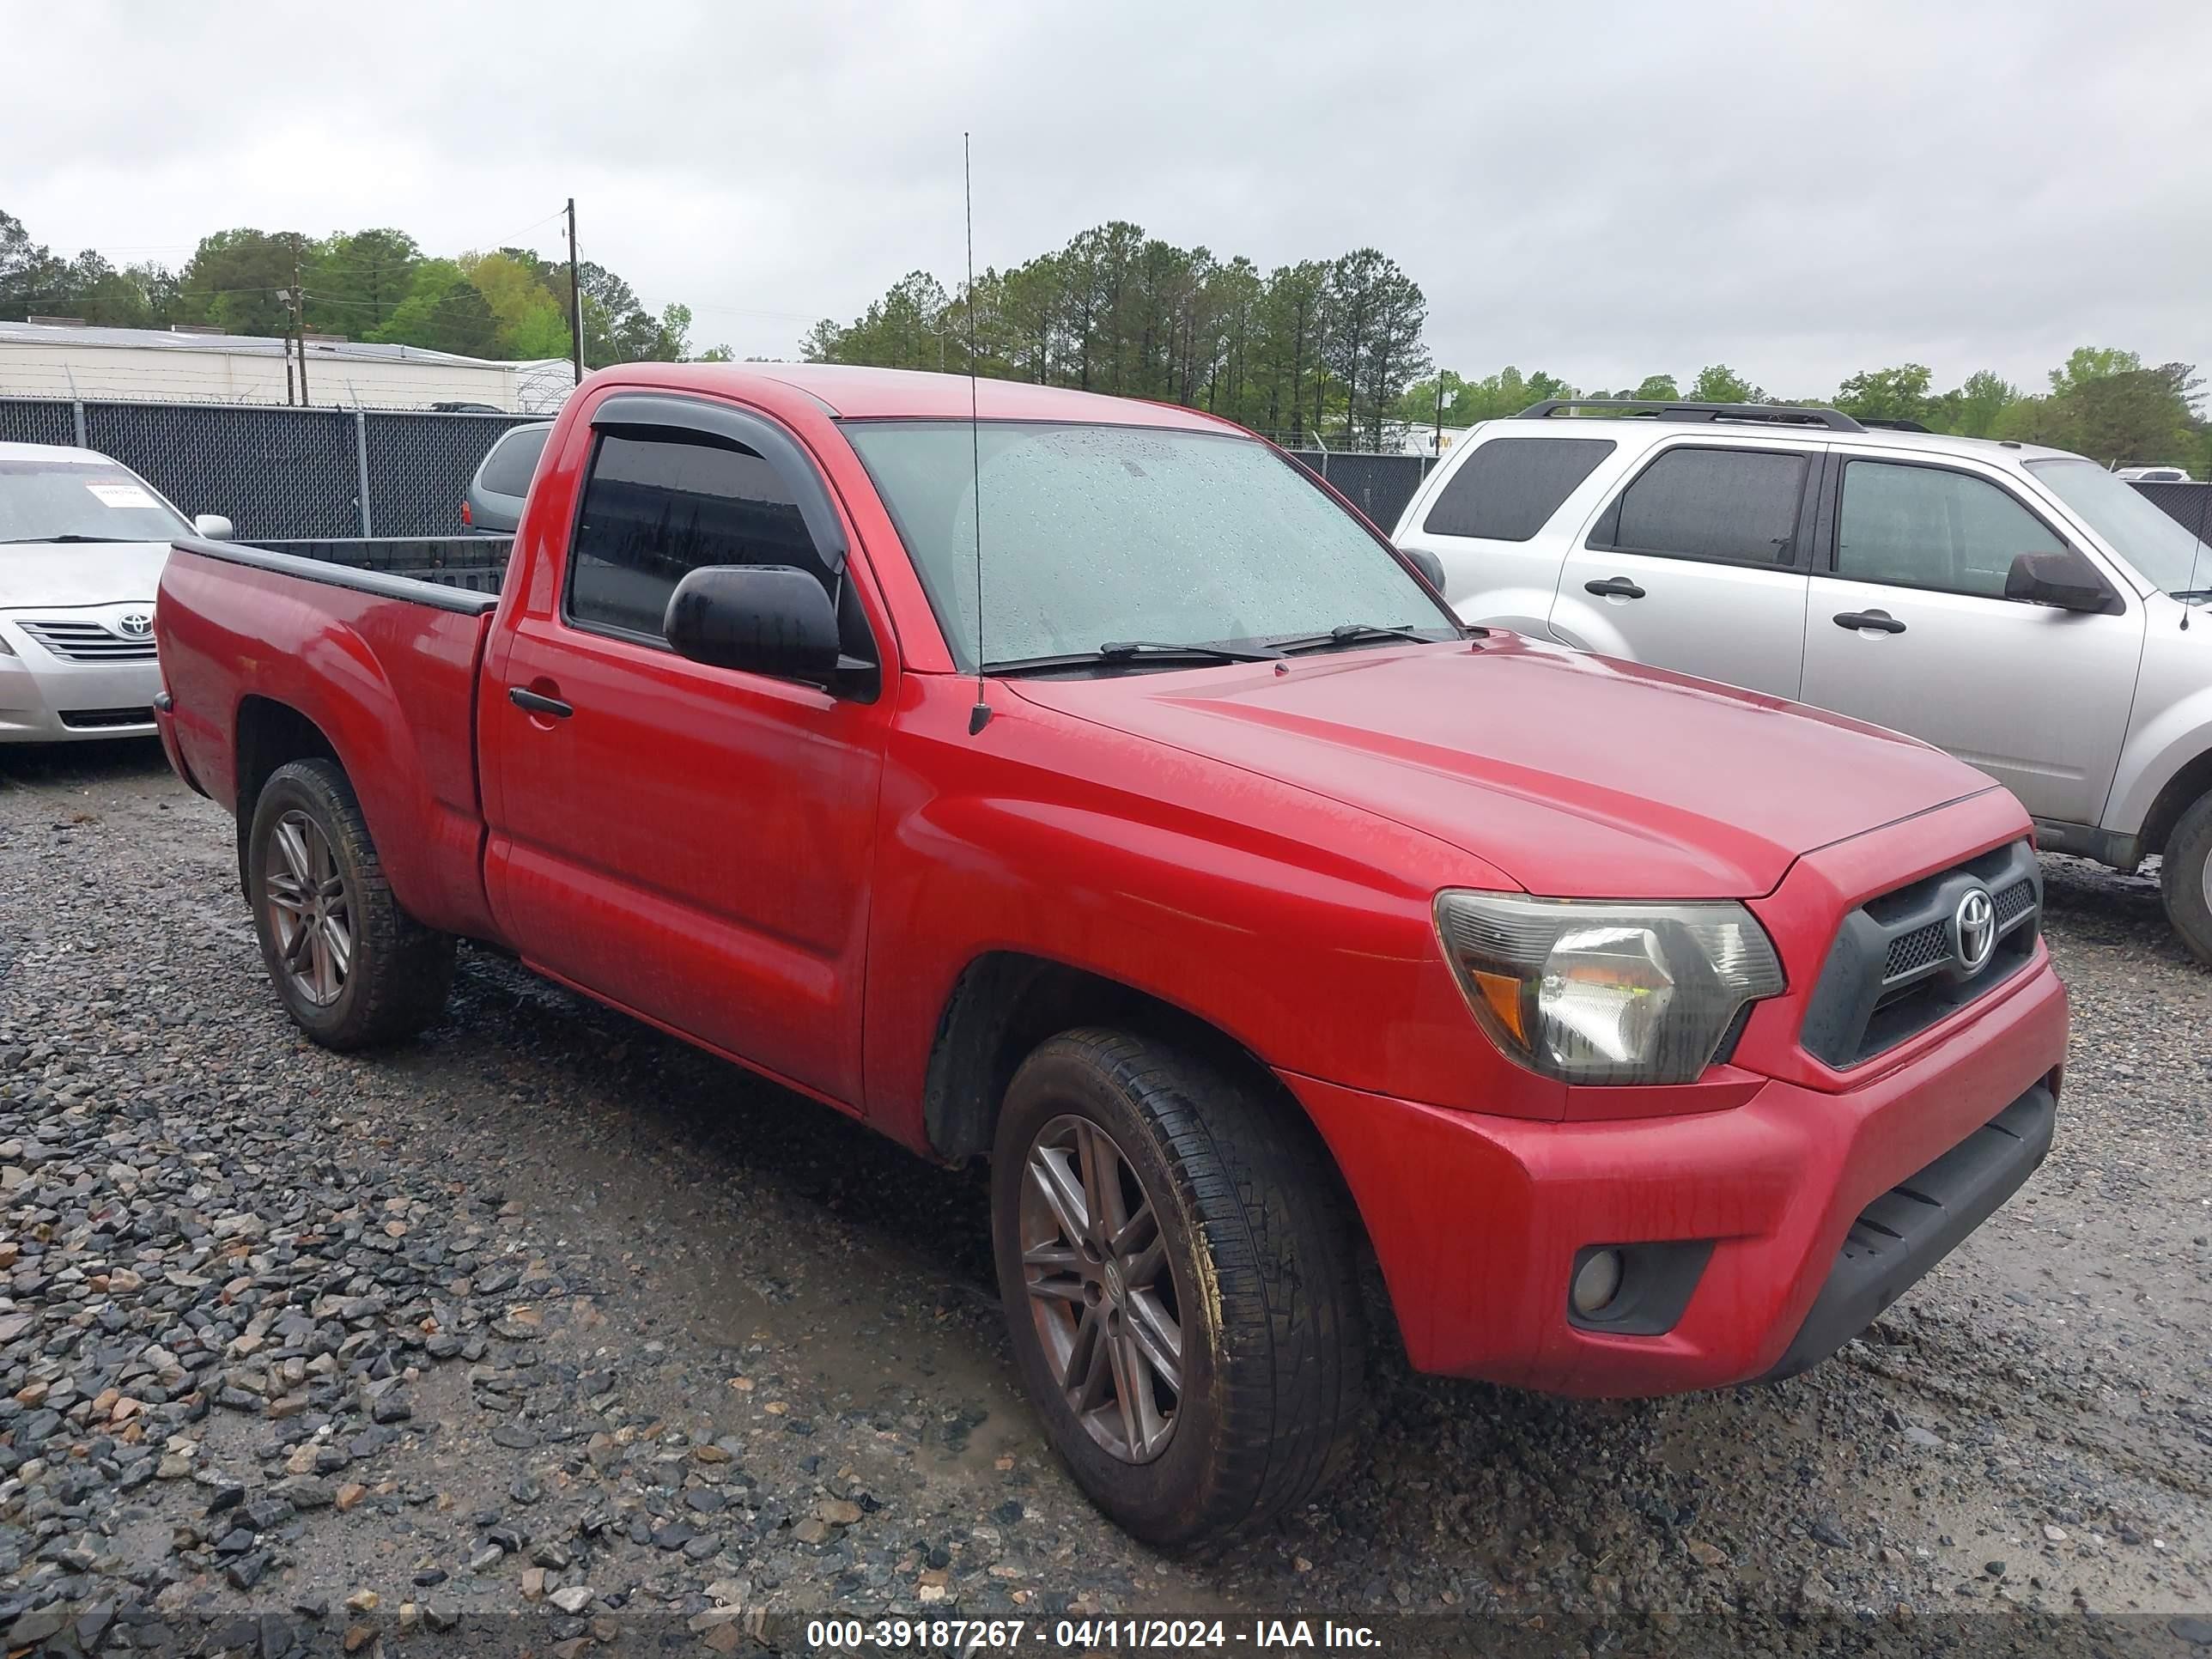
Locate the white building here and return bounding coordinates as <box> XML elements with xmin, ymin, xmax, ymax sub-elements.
<box><xmin>0</xmin><ymin>320</ymin><xmax>577</xmax><ymax>413</ymax></box>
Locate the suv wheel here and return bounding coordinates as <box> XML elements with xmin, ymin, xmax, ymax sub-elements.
<box><xmin>990</xmin><ymin>1030</ymin><xmax>1365</xmax><ymax>1545</ymax></box>
<box><xmin>2160</xmin><ymin>789</ymin><xmax>2212</xmax><ymax>966</ymax></box>
<box><xmin>247</xmin><ymin>758</ymin><xmax>456</xmax><ymax>1048</ymax></box>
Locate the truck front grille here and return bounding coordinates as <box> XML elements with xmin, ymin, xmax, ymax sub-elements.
<box><xmin>1800</xmin><ymin>841</ymin><xmax>2042</xmax><ymax>1069</ymax></box>
<box><xmin>18</xmin><ymin>619</ymin><xmax>157</xmax><ymax>662</ymax></box>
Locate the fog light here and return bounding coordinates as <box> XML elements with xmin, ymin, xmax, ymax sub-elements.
<box><xmin>1571</xmin><ymin>1248</ymin><xmax>1624</xmax><ymax>1316</ymax></box>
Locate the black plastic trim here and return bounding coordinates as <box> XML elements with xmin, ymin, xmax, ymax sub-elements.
<box><xmin>170</xmin><ymin>538</ymin><xmax>501</xmax><ymax>617</ymax></box>
<box><xmin>1517</xmin><ymin>398</ymin><xmax>1866</xmax><ymax>433</ymax></box>
<box><xmin>1760</xmin><ymin>1084</ymin><xmax>2056</xmax><ymax>1380</ymax></box>
<box><xmin>590</xmin><ymin>391</ymin><xmax>848</xmax><ymax>573</ymax></box>
<box><xmin>2031</xmin><ymin>817</ymin><xmax>2141</xmax><ymax>871</ymax></box>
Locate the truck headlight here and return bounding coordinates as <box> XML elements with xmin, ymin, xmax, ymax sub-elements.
<box><xmin>1434</xmin><ymin>891</ymin><xmax>1784</xmax><ymax>1085</ymax></box>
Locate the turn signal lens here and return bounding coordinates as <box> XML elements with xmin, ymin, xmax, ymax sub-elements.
<box><xmin>1435</xmin><ymin>891</ymin><xmax>1784</xmax><ymax>1085</ymax></box>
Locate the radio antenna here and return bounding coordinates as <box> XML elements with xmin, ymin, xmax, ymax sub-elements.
<box><xmin>963</xmin><ymin>131</ymin><xmax>993</xmax><ymax>735</ymax></box>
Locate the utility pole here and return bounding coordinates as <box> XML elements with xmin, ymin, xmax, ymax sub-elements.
<box><xmin>288</xmin><ymin>240</ymin><xmax>310</xmax><ymax>406</ymax></box>
<box><xmin>566</xmin><ymin>198</ymin><xmax>586</xmax><ymax>386</ymax></box>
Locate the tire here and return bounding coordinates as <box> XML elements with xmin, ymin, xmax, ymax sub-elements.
<box><xmin>246</xmin><ymin>758</ymin><xmax>455</xmax><ymax>1050</ymax></box>
<box><xmin>2159</xmin><ymin>788</ymin><xmax>2212</xmax><ymax>966</ymax></box>
<box><xmin>990</xmin><ymin>1028</ymin><xmax>1366</xmax><ymax>1546</ymax></box>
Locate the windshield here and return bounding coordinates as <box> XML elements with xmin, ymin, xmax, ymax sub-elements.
<box><xmin>842</xmin><ymin>420</ymin><xmax>1453</xmax><ymax>669</ymax></box>
<box><xmin>2027</xmin><ymin>458</ymin><xmax>2210</xmax><ymax>595</ymax></box>
<box><xmin>0</xmin><ymin>457</ymin><xmax>192</xmax><ymax>545</ymax></box>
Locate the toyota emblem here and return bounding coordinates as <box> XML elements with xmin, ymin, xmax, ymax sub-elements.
<box><xmin>1953</xmin><ymin>888</ymin><xmax>1996</xmax><ymax>973</ymax></box>
<box><xmin>118</xmin><ymin>610</ymin><xmax>154</xmax><ymax>639</ymax></box>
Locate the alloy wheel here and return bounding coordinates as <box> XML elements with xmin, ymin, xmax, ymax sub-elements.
<box><xmin>1018</xmin><ymin>1114</ymin><xmax>1184</xmax><ymax>1463</ymax></box>
<box><xmin>264</xmin><ymin>810</ymin><xmax>352</xmax><ymax>1007</ymax></box>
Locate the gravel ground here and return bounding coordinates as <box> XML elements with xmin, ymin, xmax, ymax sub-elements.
<box><xmin>0</xmin><ymin>741</ymin><xmax>2206</xmax><ymax>1657</ymax></box>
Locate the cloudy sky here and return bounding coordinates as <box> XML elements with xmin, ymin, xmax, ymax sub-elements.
<box><xmin>9</xmin><ymin>1</ymin><xmax>2209</xmax><ymax>398</ymax></box>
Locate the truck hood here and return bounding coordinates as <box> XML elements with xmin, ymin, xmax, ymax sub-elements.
<box><xmin>0</xmin><ymin>542</ymin><xmax>172</xmax><ymax>610</ymax></box>
<box><xmin>1006</xmin><ymin>635</ymin><xmax>1999</xmax><ymax>899</ymax></box>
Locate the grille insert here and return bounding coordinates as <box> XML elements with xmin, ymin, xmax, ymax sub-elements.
<box><xmin>1802</xmin><ymin>841</ymin><xmax>2043</xmax><ymax>1069</ymax></box>
<box><xmin>19</xmin><ymin>619</ymin><xmax>157</xmax><ymax>662</ymax></box>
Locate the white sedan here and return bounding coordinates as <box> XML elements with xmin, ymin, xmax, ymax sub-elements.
<box><xmin>0</xmin><ymin>442</ymin><xmax>229</xmax><ymax>743</ymax></box>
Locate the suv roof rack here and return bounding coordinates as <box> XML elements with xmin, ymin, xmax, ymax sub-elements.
<box><xmin>1515</xmin><ymin>398</ymin><xmax>1866</xmax><ymax>434</ymax></box>
<box><xmin>1856</xmin><ymin>416</ymin><xmax>1931</xmax><ymax>432</ymax></box>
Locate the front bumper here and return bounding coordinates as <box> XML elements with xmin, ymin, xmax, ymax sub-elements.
<box><xmin>0</xmin><ymin>617</ymin><xmax>162</xmax><ymax>742</ymax></box>
<box><xmin>1285</xmin><ymin>947</ymin><xmax>2067</xmax><ymax>1396</ymax></box>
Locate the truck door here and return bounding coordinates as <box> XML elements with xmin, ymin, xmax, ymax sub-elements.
<box><xmin>1547</xmin><ymin>441</ymin><xmax>1820</xmax><ymax>699</ymax></box>
<box><xmin>480</xmin><ymin>392</ymin><xmax>888</xmax><ymax>1108</ymax></box>
<box><xmin>1799</xmin><ymin>453</ymin><xmax>2143</xmax><ymax>825</ymax></box>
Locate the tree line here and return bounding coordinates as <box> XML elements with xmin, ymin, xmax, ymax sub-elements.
<box><xmin>801</xmin><ymin>222</ymin><xmax>1431</xmax><ymax>448</ymax></box>
<box><xmin>1395</xmin><ymin>352</ymin><xmax>2209</xmax><ymax>472</ymax></box>
<box><xmin>0</xmin><ymin>208</ymin><xmax>725</xmax><ymax>368</ymax></box>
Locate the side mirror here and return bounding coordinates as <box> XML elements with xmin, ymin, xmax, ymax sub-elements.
<box><xmin>663</xmin><ymin>565</ymin><xmax>842</xmax><ymax>683</ymax></box>
<box><xmin>2004</xmin><ymin>550</ymin><xmax>2121</xmax><ymax>615</ymax></box>
<box><xmin>1401</xmin><ymin>544</ymin><xmax>1447</xmax><ymax>592</ymax></box>
<box><xmin>192</xmin><ymin>514</ymin><xmax>234</xmax><ymax>541</ymax></box>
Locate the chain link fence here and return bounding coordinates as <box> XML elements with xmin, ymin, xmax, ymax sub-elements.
<box><xmin>1</xmin><ymin>396</ymin><xmax>532</xmax><ymax>540</ymax></box>
<box><xmin>2133</xmin><ymin>481</ymin><xmax>2212</xmax><ymax>544</ymax></box>
<box><xmin>1288</xmin><ymin>451</ymin><xmax>1433</xmax><ymax>530</ymax></box>
<box><xmin>4</xmin><ymin>394</ymin><xmax>2203</xmax><ymax>554</ymax></box>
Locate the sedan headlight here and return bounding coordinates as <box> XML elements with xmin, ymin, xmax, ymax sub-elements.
<box><xmin>1434</xmin><ymin>890</ymin><xmax>1784</xmax><ymax>1085</ymax></box>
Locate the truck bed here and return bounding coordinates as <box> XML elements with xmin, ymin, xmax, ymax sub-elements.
<box><xmin>208</xmin><ymin>535</ymin><xmax>513</xmax><ymax>607</ymax></box>
<box><xmin>158</xmin><ymin>536</ymin><xmax>507</xmax><ymax>944</ymax></box>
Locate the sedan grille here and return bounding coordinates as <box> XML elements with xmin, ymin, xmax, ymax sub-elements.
<box><xmin>18</xmin><ymin>619</ymin><xmax>157</xmax><ymax>662</ymax></box>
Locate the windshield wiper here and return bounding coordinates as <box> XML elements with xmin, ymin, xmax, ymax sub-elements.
<box><xmin>989</xmin><ymin>640</ymin><xmax>1287</xmax><ymax>675</ymax></box>
<box><xmin>2170</xmin><ymin>589</ymin><xmax>2212</xmax><ymax>602</ymax></box>
<box><xmin>0</xmin><ymin>534</ymin><xmax>143</xmax><ymax>545</ymax></box>
<box><xmin>1099</xmin><ymin>639</ymin><xmax>1286</xmax><ymax>663</ymax></box>
<box><xmin>1271</xmin><ymin>622</ymin><xmax>1462</xmax><ymax>653</ymax></box>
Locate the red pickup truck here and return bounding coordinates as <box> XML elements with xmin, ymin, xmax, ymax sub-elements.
<box><xmin>154</xmin><ymin>364</ymin><xmax>2068</xmax><ymax>1545</ymax></box>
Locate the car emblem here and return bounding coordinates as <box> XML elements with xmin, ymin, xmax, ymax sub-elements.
<box><xmin>1953</xmin><ymin>888</ymin><xmax>1996</xmax><ymax>973</ymax></box>
<box><xmin>118</xmin><ymin>610</ymin><xmax>154</xmax><ymax>639</ymax></box>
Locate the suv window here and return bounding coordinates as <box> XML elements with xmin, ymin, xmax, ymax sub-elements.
<box><xmin>568</xmin><ymin>428</ymin><xmax>834</xmax><ymax>641</ymax></box>
<box><xmin>1835</xmin><ymin>460</ymin><xmax>2059</xmax><ymax>598</ymax></box>
<box><xmin>1421</xmin><ymin>435</ymin><xmax>1615</xmax><ymax>542</ymax></box>
<box><xmin>1589</xmin><ymin>447</ymin><xmax>1807</xmax><ymax>565</ymax></box>
<box><xmin>478</xmin><ymin>426</ymin><xmax>550</xmax><ymax>498</ymax></box>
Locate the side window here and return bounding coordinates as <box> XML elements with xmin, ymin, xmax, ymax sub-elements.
<box><xmin>1421</xmin><ymin>436</ymin><xmax>1616</xmax><ymax>541</ymax></box>
<box><xmin>1589</xmin><ymin>447</ymin><xmax>1808</xmax><ymax>565</ymax></box>
<box><xmin>566</xmin><ymin>428</ymin><xmax>835</xmax><ymax>642</ymax></box>
<box><xmin>1835</xmin><ymin>460</ymin><xmax>2062</xmax><ymax>599</ymax></box>
<box><xmin>478</xmin><ymin>426</ymin><xmax>550</xmax><ymax>498</ymax></box>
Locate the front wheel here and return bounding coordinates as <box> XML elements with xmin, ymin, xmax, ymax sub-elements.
<box><xmin>2159</xmin><ymin>789</ymin><xmax>2212</xmax><ymax>966</ymax></box>
<box><xmin>991</xmin><ymin>1030</ymin><xmax>1366</xmax><ymax>1545</ymax></box>
<box><xmin>246</xmin><ymin>758</ymin><xmax>455</xmax><ymax>1049</ymax></box>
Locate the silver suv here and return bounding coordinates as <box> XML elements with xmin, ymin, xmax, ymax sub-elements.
<box><xmin>1393</xmin><ymin>400</ymin><xmax>2212</xmax><ymax>960</ymax></box>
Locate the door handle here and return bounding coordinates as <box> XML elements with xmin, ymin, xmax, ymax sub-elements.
<box><xmin>507</xmin><ymin>685</ymin><xmax>574</xmax><ymax>719</ymax></box>
<box><xmin>1584</xmin><ymin>576</ymin><xmax>1646</xmax><ymax>599</ymax></box>
<box><xmin>1832</xmin><ymin>610</ymin><xmax>1906</xmax><ymax>635</ymax></box>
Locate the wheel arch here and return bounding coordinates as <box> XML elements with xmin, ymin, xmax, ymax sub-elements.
<box><xmin>233</xmin><ymin>696</ymin><xmax>343</xmax><ymax>899</ymax></box>
<box><xmin>923</xmin><ymin>952</ymin><xmax>1331</xmax><ymax>1167</ymax></box>
<box><xmin>2136</xmin><ymin>745</ymin><xmax>2212</xmax><ymax>861</ymax></box>
<box><xmin>921</xmin><ymin>951</ymin><xmax>1384</xmax><ymax>1310</ymax></box>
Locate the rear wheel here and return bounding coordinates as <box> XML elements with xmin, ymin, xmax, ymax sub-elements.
<box><xmin>2159</xmin><ymin>788</ymin><xmax>2212</xmax><ymax>966</ymax></box>
<box><xmin>991</xmin><ymin>1029</ymin><xmax>1366</xmax><ymax>1545</ymax></box>
<box><xmin>246</xmin><ymin>758</ymin><xmax>454</xmax><ymax>1049</ymax></box>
